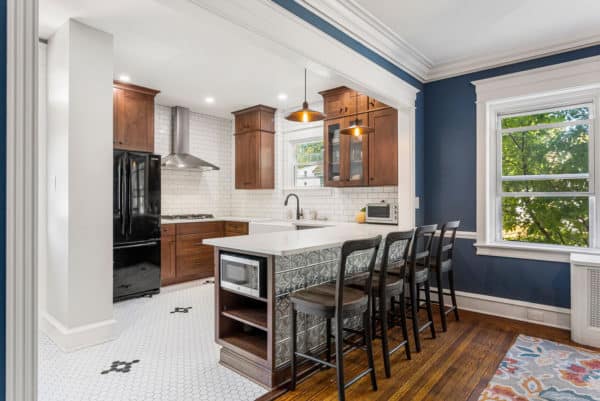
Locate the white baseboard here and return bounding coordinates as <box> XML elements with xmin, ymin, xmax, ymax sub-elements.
<box><xmin>427</xmin><ymin>288</ymin><xmax>571</xmax><ymax>330</ymax></box>
<box><xmin>41</xmin><ymin>312</ymin><xmax>117</xmax><ymax>352</ymax></box>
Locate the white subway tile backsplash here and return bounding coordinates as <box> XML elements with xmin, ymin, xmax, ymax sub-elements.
<box><xmin>157</xmin><ymin>104</ymin><xmax>397</xmax><ymax>222</ymax></box>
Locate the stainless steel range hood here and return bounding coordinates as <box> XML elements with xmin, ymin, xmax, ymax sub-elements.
<box><xmin>161</xmin><ymin>106</ymin><xmax>220</xmax><ymax>171</ymax></box>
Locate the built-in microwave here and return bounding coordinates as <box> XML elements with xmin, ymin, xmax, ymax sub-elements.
<box><xmin>220</xmin><ymin>252</ymin><xmax>267</xmax><ymax>299</ymax></box>
<box><xmin>365</xmin><ymin>201</ymin><xmax>398</xmax><ymax>225</ymax></box>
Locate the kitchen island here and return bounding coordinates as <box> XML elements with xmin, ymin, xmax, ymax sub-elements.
<box><xmin>204</xmin><ymin>222</ymin><xmax>407</xmax><ymax>388</ymax></box>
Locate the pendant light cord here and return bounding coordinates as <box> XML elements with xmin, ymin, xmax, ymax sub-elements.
<box><xmin>304</xmin><ymin>68</ymin><xmax>307</xmax><ymax>103</ymax></box>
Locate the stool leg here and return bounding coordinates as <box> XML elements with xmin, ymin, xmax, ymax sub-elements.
<box><xmin>380</xmin><ymin>292</ymin><xmax>391</xmax><ymax>378</ymax></box>
<box><xmin>424</xmin><ymin>280</ymin><xmax>436</xmax><ymax>339</ymax></box>
<box><xmin>290</xmin><ymin>306</ymin><xmax>298</xmax><ymax>390</ymax></box>
<box><xmin>399</xmin><ymin>292</ymin><xmax>411</xmax><ymax>360</ymax></box>
<box><xmin>326</xmin><ymin>318</ymin><xmax>332</xmax><ymax>365</ymax></box>
<box><xmin>436</xmin><ymin>270</ymin><xmax>448</xmax><ymax>332</ymax></box>
<box><xmin>409</xmin><ymin>280</ymin><xmax>421</xmax><ymax>352</ymax></box>
<box><xmin>449</xmin><ymin>270</ymin><xmax>460</xmax><ymax>321</ymax></box>
<box><xmin>364</xmin><ymin>310</ymin><xmax>378</xmax><ymax>391</ymax></box>
<box><xmin>335</xmin><ymin>313</ymin><xmax>345</xmax><ymax>401</ymax></box>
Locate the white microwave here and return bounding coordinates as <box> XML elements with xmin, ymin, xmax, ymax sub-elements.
<box><xmin>366</xmin><ymin>201</ymin><xmax>398</xmax><ymax>225</ymax></box>
<box><xmin>220</xmin><ymin>252</ymin><xmax>267</xmax><ymax>299</ymax></box>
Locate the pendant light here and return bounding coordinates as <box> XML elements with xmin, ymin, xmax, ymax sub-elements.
<box><xmin>285</xmin><ymin>69</ymin><xmax>326</xmax><ymax>123</ymax></box>
<box><xmin>340</xmin><ymin>92</ymin><xmax>374</xmax><ymax>137</ymax></box>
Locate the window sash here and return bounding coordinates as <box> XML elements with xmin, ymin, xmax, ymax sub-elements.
<box><xmin>496</xmin><ymin>102</ymin><xmax>596</xmax><ymax>247</ymax></box>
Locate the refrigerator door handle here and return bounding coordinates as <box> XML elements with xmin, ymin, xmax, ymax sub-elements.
<box><xmin>121</xmin><ymin>156</ymin><xmax>127</xmax><ymax>237</ymax></box>
<box><xmin>128</xmin><ymin>158</ymin><xmax>133</xmax><ymax>236</ymax></box>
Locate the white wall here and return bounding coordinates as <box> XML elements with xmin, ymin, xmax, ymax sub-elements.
<box><xmin>157</xmin><ymin>104</ymin><xmax>398</xmax><ymax>221</ymax></box>
<box><xmin>45</xmin><ymin>20</ymin><xmax>115</xmax><ymax>351</ymax></box>
<box><xmin>38</xmin><ymin>41</ymin><xmax>48</xmax><ymax>320</ymax></box>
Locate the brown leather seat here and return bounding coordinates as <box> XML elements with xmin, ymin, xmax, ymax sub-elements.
<box><xmin>290</xmin><ymin>283</ymin><xmax>368</xmax><ymax>318</ymax></box>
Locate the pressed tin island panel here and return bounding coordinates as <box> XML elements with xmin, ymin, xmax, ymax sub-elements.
<box><xmin>273</xmin><ymin>240</ymin><xmax>408</xmax><ymax>367</ymax></box>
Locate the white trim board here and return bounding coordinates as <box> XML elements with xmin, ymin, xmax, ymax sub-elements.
<box><xmin>293</xmin><ymin>0</ymin><xmax>600</xmax><ymax>82</ymax></box>
<box><xmin>429</xmin><ymin>288</ymin><xmax>571</xmax><ymax>330</ymax></box>
<box><xmin>40</xmin><ymin>313</ymin><xmax>117</xmax><ymax>353</ymax></box>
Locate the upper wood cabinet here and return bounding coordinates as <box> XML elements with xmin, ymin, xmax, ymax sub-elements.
<box><xmin>113</xmin><ymin>82</ymin><xmax>160</xmax><ymax>152</ymax></box>
<box><xmin>368</xmin><ymin>108</ymin><xmax>398</xmax><ymax>186</ymax></box>
<box><xmin>321</xmin><ymin>87</ymin><xmax>397</xmax><ymax>187</ymax></box>
<box><xmin>233</xmin><ymin>105</ymin><xmax>276</xmax><ymax>189</ymax></box>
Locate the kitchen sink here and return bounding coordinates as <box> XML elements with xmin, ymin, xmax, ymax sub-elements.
<box><xmin>295</xmin><ymin>224</ymin><xmax>326</xmax><ymax>230</ymax></box>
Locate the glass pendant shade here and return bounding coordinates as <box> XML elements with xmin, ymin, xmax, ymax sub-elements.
<box><xmin>285</xmin><ymin>69</ymin><xmax>326</xmax><ymax>123</ymax></box>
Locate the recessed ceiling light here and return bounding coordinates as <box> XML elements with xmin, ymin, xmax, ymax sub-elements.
<box><xmin>205</xmin><ymin>97</ymin><xmax>215</xmax><ymax>104</ymax></box>
<box><xmin>278</xmin><ymin>93</ymin><xmax>288</xmax><ymax>101</ymax></box>
<box><xmin>118</xmin><ymin>74</ymin><xmax>131</xmax><ymax>82</ymax></box>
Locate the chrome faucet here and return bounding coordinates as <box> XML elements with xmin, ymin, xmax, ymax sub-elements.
<box><xmin>284</xmin><ymin>193</ymin><xmax>302</xmax><ymax>220</ymax></box>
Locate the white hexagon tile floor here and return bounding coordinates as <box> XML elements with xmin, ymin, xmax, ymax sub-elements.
<box><xmin>38</xmin><ymin>281</ymin><xmax>268</xmax><ymax>401</ymax></box>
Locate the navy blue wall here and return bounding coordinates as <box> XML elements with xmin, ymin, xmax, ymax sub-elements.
<box><xmin>1</xmin><ymin>0</ymin><xmax>7</xmax><ymax>396</ymax></box>
<box><xmin>424</xmin><ymin>45</ymin><xmax>600</xmax><ymax>308</ymax></box>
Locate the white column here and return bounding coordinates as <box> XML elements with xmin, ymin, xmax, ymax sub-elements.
<box><xmin>44</xmin><ymin>19</ymin><xmax>116</xmax><ymax>351</ymax></box>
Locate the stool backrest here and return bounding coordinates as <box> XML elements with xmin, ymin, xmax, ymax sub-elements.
<box><xmin>407</xmin><ymin>224</ymin><xmax>437</xmax><ymax>279</ymax></box>
<box><xmin>378</xmin><ymin>230</ymin><xmax>414</xmax><ymax>296</ymax></box>
<box><xmin>435</xmin><ymin>220</ymin><xmax>460</xmax><ymax>268</ymax></box>
<box><xmin>338</xmin><ymin>236</ymin><xmax>382</xmax><ymax>310</ymax></box>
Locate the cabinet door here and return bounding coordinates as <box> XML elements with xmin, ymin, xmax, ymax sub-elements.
<box><xmin>323</xmin><ymin>91</ymin><xmax>351</xmax><ymax>119</ymax></box>
<box><xmin>160</xmin><ymin>236</ymin><xmax>176</xmax><ymax>285</ymax></box>
<box><xmin>114</xmin><ymin>89</ymin><xmax>154</xmax><ymax>152</ymax></box>
<box><xmin>235</xmin><ymin>132</ymin><xmax>258</xmax><ymax>189</ymax></box>
<box><xmin>258</xmin><ymin>131</ymin><xmax>274</xmax><ymax>189</ymax></box>
<box><xmin>324</xmin><ymin>118</ymin><xmax>344</xmax><ymax>186</ymax></box>
<box><xmin>348</xmin><ymin>91</ymin><xmax>369</xmax><ymax>115</ymax></box>
<box><xmin>368</xmin><ymin>108</ymin><xmax>398</xmax><ymax>186</ymax></box>
<box><xmin>368</xmin><ymin>98</ymin><xmax>389</xmax><ymax>111</ymax></box>
<box><xmin>341</xmin><ymin>114</ymin><xmax>369</xmax><ymax>187</ymax></box>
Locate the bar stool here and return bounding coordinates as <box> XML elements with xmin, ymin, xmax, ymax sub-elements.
<box><xmin>394</xmin><ymin>224</ymin><xmax>437</xmax><ymax>353</ymax></box>
<box><xmin>430</xmin><ymin>221</ymin><xmax>461</xmax><ymax>332</ymax></box>
<box><xmin>348</xmin><ymin>230</ymin><xmax>413</xmax><ymax>378</ymax></box>
<box><xmin>289</xmin><ymin>236</ymin><xmax>381</xmax><ymax>401</ymax></box>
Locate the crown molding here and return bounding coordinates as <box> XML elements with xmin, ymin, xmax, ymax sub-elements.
<box><xmin>294</xmin><ymin>1</ymin><xmax>600</xmax><ymax>83</ymax></box>
<box><xmin>427</xmin><ymin>35</ymin><xmax>600</xmax><ymax>82</ymax></box>
<box><xmin>298</xmin><ymin>0</ymin><xmax>432</xmax><ymax>82</ymax></box>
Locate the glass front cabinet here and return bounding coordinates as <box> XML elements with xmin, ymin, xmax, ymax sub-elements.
<box><xmin>324</xmin><ymin>116</ymin><xmax>369</xmax><ymax>187</ymax></box>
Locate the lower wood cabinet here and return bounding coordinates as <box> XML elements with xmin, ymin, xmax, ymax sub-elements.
<box><xmin>161</xmin><ymin>220</ymin><xmax>249</xmax><ymax>286</ymax></box>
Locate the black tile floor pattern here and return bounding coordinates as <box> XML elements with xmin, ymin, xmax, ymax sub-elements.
<box><xmin>101</xmin><ymin>360</ymin><xmax>140</xmax><ymax>375</ymax></box>
<box><xmin>170</xmin><ymin>306</ymin><xmax>192</xmax><ymax>314</ymax></box>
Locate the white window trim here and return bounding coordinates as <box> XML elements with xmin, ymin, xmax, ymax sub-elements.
<box><xmin>473</xmin><ymin>55</ymin><xmax>600</xmax><ymax>263</ymax></box>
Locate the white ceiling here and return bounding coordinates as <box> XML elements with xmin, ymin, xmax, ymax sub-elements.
<box><xmin>39</xmin><ymin>0</ymin><xmax>347</xmax><ymax>118</ymax></box>
<box><xmin>353</xmin><ymin>0</ymin><xmax>600</xmax><ymax>77</ymax></box>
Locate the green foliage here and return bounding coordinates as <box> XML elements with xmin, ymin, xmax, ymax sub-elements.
<box><xmin>501</xmin><ymin>107</ymin><xmax>590</xmax><ymax>247</ymax></box>
<box><xmin>296</xmin><ymin>141</ymin><xmax>324</xmax><ymax>165</ymax></box>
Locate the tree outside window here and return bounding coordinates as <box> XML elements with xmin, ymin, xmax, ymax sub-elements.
<box><xmin>294</xmin><ymin>141</ymin><xmax>324</xmax><ymax>188</ymax></box>
<box><xmin>500</xmin><ymin>105</ymin><xmax>591</xmax><ymax>247</ymax></box>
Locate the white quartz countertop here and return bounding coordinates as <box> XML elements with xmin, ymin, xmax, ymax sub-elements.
<box><xmin>160</xmin><ymin>216</ymin><xmax>272</xmax><ymax>224</ymax></box>
<box><xmin>203</xmin><ymin>221</ymin><xmax>404</xmax><ymax>256</ymax></box>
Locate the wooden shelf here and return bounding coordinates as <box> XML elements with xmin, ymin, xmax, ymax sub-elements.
<box><xmin>221</xmin><ymin>286</ymin><xmax>268</xmax><ymax>303</ymax></box>
<box><xmin>221</xmin><ymin>332</ymin><xmax>267</xmax><ymax>361</ymax></box>
<box><xmin>222</xmin><ymin>308</ymin><xmax>267</xmax><ymax>331</ymax></box>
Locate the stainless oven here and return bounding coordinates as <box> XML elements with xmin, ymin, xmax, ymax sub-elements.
<box><xmin>220</xmin><ymin>252</ymin><xmax>267</xmax><ymax>299</ymax></box>
<box><xmin>366</xmin><ymin>201</ymin><xmax>398</xmax><ymax>225</ymax></box>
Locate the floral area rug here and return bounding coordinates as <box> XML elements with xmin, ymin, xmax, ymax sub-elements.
<box><xmin>479</xmin><ymin>335</ymin><xmax>600</xmax><ymax>401</ymax></box>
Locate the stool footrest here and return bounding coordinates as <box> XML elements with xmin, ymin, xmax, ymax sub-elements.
<box><xmin>294</xmin><ymin>351</ymin><xmax>336</xmax><ymax>369</ymax></box>
<box><xmin>344</xmin><ymin>368</ymin><xmax>373</xmax><ymax>389</ymax></box>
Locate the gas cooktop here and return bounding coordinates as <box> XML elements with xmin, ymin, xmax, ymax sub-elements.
<box><xmin>161</xmin><ymin>214</ymin><xmax>215</xmax><ymax>220</ymax></box>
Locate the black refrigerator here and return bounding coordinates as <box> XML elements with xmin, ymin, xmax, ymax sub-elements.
<box><xmin>113</xmin><ymin>150</ymin><xmax>161</xmax><ymax>302</ymax></box>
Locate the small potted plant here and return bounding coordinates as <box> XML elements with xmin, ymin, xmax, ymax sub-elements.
<box><xmin>355</xmin><ymin>207</ymin><xmax>366</xmax><ymax>224</ymax></box>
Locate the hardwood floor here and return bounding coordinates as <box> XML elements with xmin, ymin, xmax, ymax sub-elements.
<box><xmin>265</xmin><ymin>309</ymin><xmax>595</xmax><ymax>401</ymax></box>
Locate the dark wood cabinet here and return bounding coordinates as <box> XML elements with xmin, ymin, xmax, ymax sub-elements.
<box><xmin>233</xmin><ymin>105</ymin><xmax>276</xmax><ymax>189</ymax></box>
<box><xmin>321</xmin><ymin>87</ymin><xmax>397</xmax><ymax>187</ymax></box>
<box><xmin>161</xmin><ymin>221</ymin><xmax>224</xmax><ymax>286</ymax></box>
<box><xmin>160</xmin><ymin>224</ymin><xmax>176</xmax><ymax>285</ymax></box>
<box><xmin>161</xmin><ymin>220</ymin><xmax>248</xmax><ymax>286</ymax></box>
<box><xmin>368</xmin><ymin>108</ymin><xmax>398</xmax><ymax>186</ymax></box>
<box><xmin>113</xmin><ymin>82</ymin><xmax>160</xmax><ymax>152</ymax></box>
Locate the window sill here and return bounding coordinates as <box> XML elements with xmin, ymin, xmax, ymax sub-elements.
<box><xmin>474</xmin><ymin>241</ymin><xmax>600</xmax><ymax>263</ymax></box>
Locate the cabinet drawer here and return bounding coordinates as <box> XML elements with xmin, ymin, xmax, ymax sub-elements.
<box><xmin>161</xmin><ymin>224</ymin><xmax>176</xmax><ymax>238</ymax></box>
<box><xmin>177</xmin><ymin>253</ymin><xmax>214</xmax><ymax>279</ymax></box>
<box><xmin>176</xmin><ymin>221</ymin><xmax>224</xmax><ymax>235</ymax></box>
<box><xmin>225</xmin><ymin>221</ymin><xmax>249</xmax><ymax>236</ymax></box>
<box><xmin>176</xmin><ymin>232</ymin><xmax>221</xmax><ymax>255</ymax></box>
